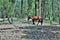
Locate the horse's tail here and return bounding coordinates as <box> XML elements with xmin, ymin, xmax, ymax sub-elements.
<box><xmin>40</xmin><ymin>18</ymin><xmax>43</xmax><ymax>25</ymax></box>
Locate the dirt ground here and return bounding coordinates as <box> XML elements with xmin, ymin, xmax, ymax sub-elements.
<box><xmin>0</xmin><ymin>22</ymin><xmax>60</xmax><ymax>40</ymax></box>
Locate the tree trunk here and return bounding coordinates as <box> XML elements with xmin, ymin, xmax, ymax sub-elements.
<box><xmin>21</xmin><ymin>0</ymin><xmax>23</xmax><ymax>18</ymax></box>
<box><xmin>41</xmin><ymin>0</ymin><xmax>45</xmax><ymax>19</ymax></box>
<box><xmin>35</xmin><ymin>0</ymin><xmax>37</xmax><ymax>16</ymax></box>
<box><xmin>9</xmin><ymin>0</ymin><xmax>16</xmax><ymax>24</ymax></box>
<box><xmin>28</xmin><ymin>0</ymin><xmax>31</xmax><ymax>16</ymax></box>
<box><xmin>58</xmin><ymin>8</ymin><xmax>60</xmax><ymax>24</ymax></box>
<box><xmin>59</xmin><ymin>15</ymin><xmax>60</xmax><ymax>24</ymax></box>
<box><xmin>2</xmin><ymin>2</ymin><xmax>6</xmax><ymax>22</ymax></box>
<box><xmin>9</xmin><ymin>0</ymin><xmax>15</xmax><ymax>4</ymax></box>
<box><xmin>1</xmin><ymin>11</ymin><xmax>4</xmax><ymax>21</ymax></box>
<box><xmin>37</xmin><ymin>0</ymin><xmax>41</xmax><ymax>17</ymax></box>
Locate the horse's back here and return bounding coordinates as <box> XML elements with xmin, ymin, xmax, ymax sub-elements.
<box><xmin>31</xmin><ymin>16</ymin><xmax>41</xmax><ymax>20</ymax></box>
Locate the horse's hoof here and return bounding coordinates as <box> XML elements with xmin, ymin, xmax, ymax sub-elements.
<box><xmin>33</xmin><ymin>23</ymin><xmax>35</xmax><ymax>25</ymax></box>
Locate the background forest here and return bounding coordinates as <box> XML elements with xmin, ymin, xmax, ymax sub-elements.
<box><xmin>0</xmin><ymin>0</ymin><xmax>60</xmax><ymax>24</ymax></box>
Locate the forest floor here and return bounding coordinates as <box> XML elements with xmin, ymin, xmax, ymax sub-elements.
<box><xmin>0</xmin><ymin>21</ymin><xmax>60</xmax><ymax>40</ymax></box>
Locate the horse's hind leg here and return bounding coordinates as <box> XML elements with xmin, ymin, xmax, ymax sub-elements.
<box><xmin>32</xmin><ymin>20</ymin><xmax>35</xmax><ymax>25</ymax></box>
<box><xmin>41</xmin><ymin>18</ymin><xmax>43</xmax><ymax>25</ymax></box>
<box><xmin>37</xmin><ymin>19</ymin><xmax>43</xmax><ymax>25</ymax></box>
<box><xmin>37</xmin><ymin>20</ymin><xmax>40</xmax><ymax>25</ymax></box>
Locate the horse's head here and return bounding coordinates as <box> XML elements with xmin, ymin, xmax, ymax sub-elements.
<box><xmin>28</xmin><ymin>15</ymin><xmax>31</xmax><ymax>21</ymax></box>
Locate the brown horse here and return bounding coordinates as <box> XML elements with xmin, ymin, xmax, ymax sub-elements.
<box><xmin>28</xmin><ymin>16</ymin><xmax>43</xmax><ymax>25</ymax></box>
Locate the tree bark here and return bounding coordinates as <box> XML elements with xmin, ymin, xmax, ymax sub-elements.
<box><xmin>9</xmin><ymin>0</ymin><xmax>15</xmax><ymax>4</ymax></box>
<box><xmin>28</xmin><ymin>0</ymin><xmax>31</xmax><ymax>16</ymax></box>
<box><xmin>21</xmin><ymin>0</ymin><xmax>23</xmax><ymax>18</ymax></box>
<box><xmin>59</xmin><ymin>15</ymin><xmax>60</xmax><ymax>24</ymax></box>
<box><xmin>9</xmin><ymin>0</ymin><xmax>16</xmax><ymax>24</ymax></box>
<box><xmin>35</xmin><ymin>0</ymin><xmax>37</xmax><ymax>16</ymax></box>
<box><xmin>39</xmin><ymin>0</ymin><xmax>41</xmax><ymax>16</ymax></box>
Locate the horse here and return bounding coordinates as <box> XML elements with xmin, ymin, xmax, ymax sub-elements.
<box><xmin>28</xmin><ymin>16</ymin><xmax>43</xmax><ymax>25</ymax></box>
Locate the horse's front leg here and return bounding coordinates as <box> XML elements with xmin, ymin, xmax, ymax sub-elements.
<box><xmin>32</xmin><ymin>20</ymin><xmax>35</xmax><ymax>25</ymax></box>
<box><xmin>37</xmin><ymin>20</ymin><xmax>40</xmax><ymax>25</ymax></box>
